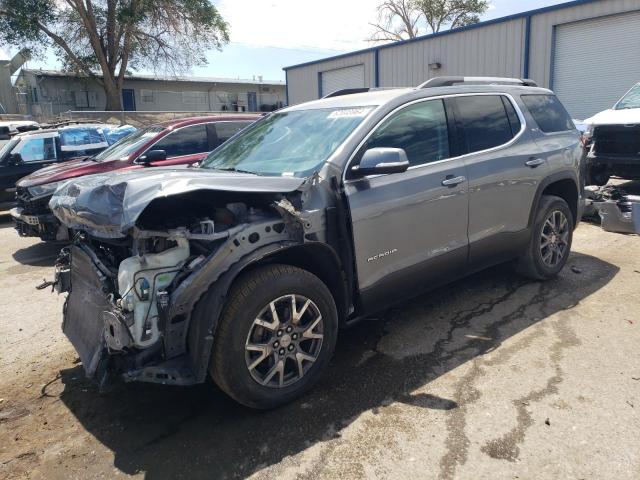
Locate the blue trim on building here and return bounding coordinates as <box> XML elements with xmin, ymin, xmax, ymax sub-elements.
<box><xmin>523</xmin><ymin>15</ymin><xmax>532</xmax><ymax>78</ymax></box>
<box><xmin>282</xmin><ymin>0</ymin><xmax>601</xmax><ymax>72</ymax></box>
<box><xmin>549</xmin><ymin>25</ymin><xmax>558</xmax><ymax>90</ymax></box>
<box><xmin>285</xmin><ymin>69</ymin><xmax>289</xmax><ymax>106</ymax></box>
<box><xmin>374</xmin><ymin>48</ymin><xmax>380</xmax><ymax>87</ymax></box>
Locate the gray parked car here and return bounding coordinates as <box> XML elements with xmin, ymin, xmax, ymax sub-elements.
<box><xmin>47</xmin><ymin>77</ymin><xmax>584</xmax><ymax>408</ymax></box>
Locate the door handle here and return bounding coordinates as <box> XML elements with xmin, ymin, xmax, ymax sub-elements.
<box><xmin>525</xmin><ymin>157</ymin><xmax>545</xmax><ymax>168</ymax></box>
<box><xmin>442</xmin><ymin>175</ymin><xmax>466</xmax><ymax>187</ymax></box>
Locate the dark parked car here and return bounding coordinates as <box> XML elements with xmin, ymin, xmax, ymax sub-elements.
<box><xmin>47</xmin><ymin>77</ymin><xmax>583</xmax><ymax>408</ymax></box>
<box><xmin>0</xmin><ymin>124</ymin><xmax>135</xmax><ymax>204</ymax></box>
<box><xmin>11</xmin><ymin>116</ymin><xmax>258</xmax><ymax>241</ymax></box>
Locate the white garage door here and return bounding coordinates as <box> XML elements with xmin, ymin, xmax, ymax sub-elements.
<box><xmin>553</xmin><ymin>12</ymin><xmax>640</xmax><ymax>120</ymax></box>
<box><xmin>320</xmin><ymin>65</ymin><xmax>365</xmax><ymax>97</ymax></box>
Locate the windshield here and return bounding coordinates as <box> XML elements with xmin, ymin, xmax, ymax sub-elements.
<box><xmin>200</xmin><ymin>107</ymin><xmax>375</xmax><ymax>177</ymax></box>
<box><xmin>615</xmin><ymin>83</ymin><xmax>640</xmax><ymax>110</ymax></box>
<box><xmin>92</xmin><ymin>126</ymin><xmax>164</xmax><ymax>162</ymax></box>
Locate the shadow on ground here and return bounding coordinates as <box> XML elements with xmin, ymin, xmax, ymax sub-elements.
<box><xmin>11</xmin><ymin>240</ymin><xmax>62</xmax><ymax>266</ymax></box>
<box><xmin>53</xmin><ymin>252</ymin><xmax>617</xmax><ymax>479</ymax></box>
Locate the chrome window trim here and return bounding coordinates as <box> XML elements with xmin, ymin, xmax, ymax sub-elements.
<box><xmin>134</xmin><ymin>120</ymin><xmax>250</xmax><ymax>165</ymax></box>
<box><xmin>343</xmin><ymin>92</ymin><xmax>527</xmax><ymax>183</ymax></box>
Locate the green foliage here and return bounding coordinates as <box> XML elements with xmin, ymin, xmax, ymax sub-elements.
<box><xmin>370</xmin><ymin>0</ymin><xmax>489</xmax><ymax>42</ymax></box>
<box><xmin>417</xmin><ymin>0</ymin><xmax>489</xmax><ymax>32</ymax></box>
<box><xmin>0</xmin><ymin>0</ymin><xmax>229</xmax><ymax>108</ymax></box>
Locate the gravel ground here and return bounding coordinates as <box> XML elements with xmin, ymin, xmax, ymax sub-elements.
<box><xmin>0</xmin><ymin>187</ymin><xmax>639</xmax><ymax>480</ymax></box>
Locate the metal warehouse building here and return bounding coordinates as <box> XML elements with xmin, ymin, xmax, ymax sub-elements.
<box><xmin>284</xmin><ymin>0</ymin><xmax>640</xmax><ymax>119</ymax></box>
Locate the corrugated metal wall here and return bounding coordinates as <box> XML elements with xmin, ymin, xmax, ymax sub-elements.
<box><xmin>529</xmin><ymin>0</ymin><xmax>640</xmax><ymax>87</ymax></box>
<box><xmin>285</xmin><ymin>0</ymin><xmax>640</xmax><ymax>105</ymax></box>
<box><xmin>286</xmin><ymin>52</ymin><xmax>376</xmax><ymax>105</ymax></box>
<box><xmin>378</xmin><ymin>18</ymin><xmax>525</xmax><ymax>87</ymax></box>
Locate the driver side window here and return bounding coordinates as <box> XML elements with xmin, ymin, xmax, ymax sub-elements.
<box><xmin>363</xmin><ymin>99</ymin><xmax>450</xmax><ymax>167</ymax></box>
<box><xmin>16</xmin><ymin>137</ymin><xmax>57</xmax><ymax>163</ymax></box>
<box><xmin>152</xmin><ymin>124</ymin><xmax>209</xmax><ymax>158</ymax></box>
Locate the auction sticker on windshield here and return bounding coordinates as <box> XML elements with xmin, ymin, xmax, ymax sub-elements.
<box><xmin>328</xmin><ymin>108</ymin><xmax>372</xmax><ymax>119</ymax></box>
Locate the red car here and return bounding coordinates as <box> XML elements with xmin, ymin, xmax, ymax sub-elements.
<box><xmin>12</xmin><ymin>115</ymin><xmax>259</xmax><ymax>241</ymax></box>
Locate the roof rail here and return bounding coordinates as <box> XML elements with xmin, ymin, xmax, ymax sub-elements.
<box><xmin>418</xmin><ymin>76</ymin><xmax>538</xmax><ymax>88</ymax></box>
<box><xmin>322</xmin><ymin>87</ymin><xmax>370</xmax><ymax>99</ymax></box>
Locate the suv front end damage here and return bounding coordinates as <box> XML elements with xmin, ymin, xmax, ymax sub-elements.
<box><xmin>49</xmin><ymin>169</ymin><xmax>332</xmax><ymax>387</ymax></box>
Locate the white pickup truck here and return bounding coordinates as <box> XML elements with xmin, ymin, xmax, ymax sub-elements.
<box><xmin>583</xmin><ymin>83</ymin><xmax>640</xmax><ymax>185</ymax></box>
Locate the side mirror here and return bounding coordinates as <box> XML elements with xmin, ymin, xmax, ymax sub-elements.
<box><xmin>138</xmin><ymin>149</ymin><xmax>167</xmax><ymax>164</ymax></box>
<box><xmin>8</xmin><ymin>152</ymin><xmax>23</xmax><ymax>166</ymax></box>
<box><xmin>351</xmin><ymin>148</ymin><xmax>410</xmax><ymax>177</ymax></box>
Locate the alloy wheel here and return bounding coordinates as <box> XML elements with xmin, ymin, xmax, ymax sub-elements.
<box><xmin>540</xmin><ymin>210</ymin><xmax>570</xmax><ymax>267</ymax></box>
<box><xmin>245</xmin><ymin>294</ymin><xmax>324</xmax><ymax>388</ymax></box>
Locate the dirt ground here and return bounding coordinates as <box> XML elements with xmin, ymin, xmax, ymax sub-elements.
<box><xmin>0</xmin><ymin>186</ymin><xmax>639</xmax><ymax>480</ymax></box>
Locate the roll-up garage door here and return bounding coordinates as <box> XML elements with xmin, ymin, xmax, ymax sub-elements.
<box><xmin>553</xmin><ymin>11</ymin><xmax>640</xmax><ymax>120</ymax></box>
<box><xmin>320</xmin><ymin>65</ymin><xmax>365</xmax><ymax>97</ymax></box>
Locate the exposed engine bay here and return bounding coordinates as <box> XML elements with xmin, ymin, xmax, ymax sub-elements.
<box><xmin>48</xmin><ymin>169</ymin><xmax>343</xmax><ymax>388</ymax></box>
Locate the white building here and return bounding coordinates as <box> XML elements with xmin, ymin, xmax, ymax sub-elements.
<box><xmin>14</xmin><ymin>69</ymin><xmax>286</xmax><ymax>117</ymax></box>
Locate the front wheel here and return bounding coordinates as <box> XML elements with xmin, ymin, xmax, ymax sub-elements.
<box><xmin>209</xmin><ymin>264</ymin><xmax>338</xmax><ymax>409</ymax></box>
<box><xmin>517</xmin><ymin>195</ymin><xmax>574</xmax><ymax>280</ymax></box>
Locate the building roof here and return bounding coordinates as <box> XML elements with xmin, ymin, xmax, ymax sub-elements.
<box><xmin>282</xmin><ymin>84</ymin><xmax>550</xmax><ymax>111</ymax></box>
<box><xmin>283</xmin><ymin>0</ymin><xmax>601</xmax><ymax>71</ymax></box>
<box><xmin>20</xmin><ymin>69</ymin><xmax>285</xmax><ymax>87</ymax></box>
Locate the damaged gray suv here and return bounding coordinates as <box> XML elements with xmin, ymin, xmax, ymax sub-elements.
<box><xmin>48</xmin><ymin>77</ymin><xmax>584</xmax><ymax>408</ymax></box>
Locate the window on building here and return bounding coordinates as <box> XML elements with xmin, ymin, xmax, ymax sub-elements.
<box><xmin>152</xmin><ymin>124</ymin><xmax>209</xmax><ymax>157</ymax></box>
<box><xmin>16</xmin><ymin>137</ymin><xmax>57</xmax><ymax>163</ymax></box>
<box><xmin>32</xmin><ymin>88</ymin><xmax>38</xmax><ymax>103</ymax></box>
<box><xmin>521</xmin><ymin>94</ymin><xmax>575</xmax><ymax>133</ymax></box>
<box><xmin>59</xmin><ymin>90</ymin><xmax>73</xmax><ymax>105</ymax></box>
<box><xmin>182</xmin><ymin>91</ymin><xmax>208</xmax><ymax>105</ymax></box>
<box><xmin>74</xmin><ymin>91</ymin><xmax>88</xmax><ymax>108</ymax></box>
<box><xmin>452</xmin><ymin>95</ymin><xmax>517</xmax><ymax>154</ymax></box>
<box><xmin>363</xmin><ymin>99</ymin><xmax>450</xmax><ymax>167</ymax></box>
<box><xmin>141</xmin><ymin>89</ymin><xmax>155</xmax><ymax>103</ymax></box>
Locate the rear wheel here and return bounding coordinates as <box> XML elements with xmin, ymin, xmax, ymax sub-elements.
<box><xmin>210</xmin><ymin>264</ymin><xmax>338</xmax><ymax>409</ymax></box>
<box><xmin>517</xmin><ymin>195</ymin><xmax>573</xmax><ymax>280</ymax></box>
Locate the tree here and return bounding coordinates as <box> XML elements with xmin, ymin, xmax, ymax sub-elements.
<box><xmin>369</xmin><ymin>0</ymin><xmax>421</xmax><ymax>43</ymax></box>
<box><xmin>0</xmin><ymin>0</ymin><xmax>229</xmax><ymax>110</ymax></box>
<box><xmin>369</xmin><ymin>0</ymin><xmax>489</xmax><ymax>43</ymax></box>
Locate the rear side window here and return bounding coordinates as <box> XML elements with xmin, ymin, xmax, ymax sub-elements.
<box><xmin>363</xmin><ymin>99</ymin><xmax>450</xmax><ymax>167</ymax></box>
<box><xmin>59</xmin><ymin>128</ymin><xmax>106</xmax><ymax>146</ymax></box>
<box><xmin>521</xmin><ymin>95</ymin><xmax>574</xmax><ymax>133</ymax></box>
<box><xmin>153</xmin><ymin>124</ymin><xmax>209</xmax><ymax>157</ymax></box>
<box><xmin>451</xmin><ymin>95</ymin><xmax>517</xmax><ymax>154</ymax></box>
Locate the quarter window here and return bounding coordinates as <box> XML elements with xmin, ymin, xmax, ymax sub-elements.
<box><xmin>521</xmin><ymin>95</ymin><xmax>574</xmax><ymax>133</ymax></box>
<box><xmin>152</xmin><ymin>124</ymin><xmax>209</xmax><ymax>158</ymax></box>
<box><xmin>452</xmin><ymin>95</ymin><xmax>517</xmax><ymax>154</ymax></box>
<box><xmin>363</xmin><ymin>99</ymin><xmax>450</xmax><ymax>167</ymax></box>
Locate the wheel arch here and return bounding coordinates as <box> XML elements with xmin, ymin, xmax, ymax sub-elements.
<box><xmin>528</xmin><ymin>173</ymin><xmax>580</xmax><ymax>229</ymax></box>
<box><xmin>186</xmin><ymin>241</ymin><xmax>349</xmax><ymax>383</ymax></box>
<box><xmin>239</xmin><ymin>243</ymin><xmax>349</xmax><ymax>325</ymax></box>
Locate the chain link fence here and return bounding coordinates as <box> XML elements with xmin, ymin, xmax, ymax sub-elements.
<box><xmin>57</xmin><ymin>110</ymin><xmax>262</xmax><ymax>127</ymax></box>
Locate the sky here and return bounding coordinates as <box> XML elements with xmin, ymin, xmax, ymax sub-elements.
<box><xmin>9</xmin><ymin>0</ymin><xmax>571</xmax><ymax>82</ymax></box>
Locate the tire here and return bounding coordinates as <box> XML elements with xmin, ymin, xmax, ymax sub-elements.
<box><xmin>517</xmin><ymin>195</ymin><xmax>574</xmax><ymax>280</ymax></box>
<box><xmin>209</xmin><ymin>264</ymin><xmax>338</xmax><ymax>409</ymax></box>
